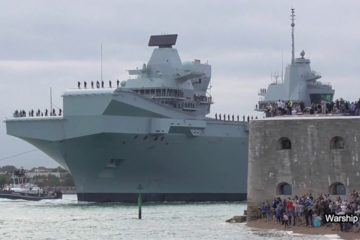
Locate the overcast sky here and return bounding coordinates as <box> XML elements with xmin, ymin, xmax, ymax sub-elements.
<box><xmin>1</xmin><ymin>0</ymin><xmax>359</xmax><ymax>168</ymax></box>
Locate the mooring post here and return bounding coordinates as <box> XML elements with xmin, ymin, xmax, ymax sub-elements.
<box><xmin>137</xmin><ymin>184</ymin><xmax>143</xmax><ymax>219</ymax></box>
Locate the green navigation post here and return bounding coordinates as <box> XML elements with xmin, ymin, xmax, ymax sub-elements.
<box><xmin>137</xmin><ymin>184</ymin><xmax>143</xmax><ymax>219</ymax></box>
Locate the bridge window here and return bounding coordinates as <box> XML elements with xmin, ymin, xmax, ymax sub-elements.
<box><xmin>276</xmin><ymin>182</ymin><xmax>292</xmax><ymax>195</ymax></box>
<box><xmin>330</xmin><ymin>136</ymin><xmax>344</xmax><ymax>149</ymax></box>
<box><xmin>329</xmin><ymin>182</ymin><xmax>346</xmax><ymax>195</ymax></box>
<box><xmin>278</xmin><ymin>137</ymin><xmax>291</xmax><ymax>150</ymax></box>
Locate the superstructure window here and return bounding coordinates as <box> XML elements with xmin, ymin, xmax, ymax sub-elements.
<box><xmin>310</xmin><ymin>94</ymin><xmax>333</xmax><ymax>104</ymax></box>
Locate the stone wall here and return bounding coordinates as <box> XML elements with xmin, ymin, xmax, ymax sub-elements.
<box><xmin>247</xmin><ymin>116</ymin><xmax>360</xmax><ymax>221</ymax></box>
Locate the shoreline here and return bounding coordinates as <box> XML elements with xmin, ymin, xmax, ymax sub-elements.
<box><xmin>246</xmin><ymin>218</ymin><xmax>359</xmax><ymax>240</ymax></box>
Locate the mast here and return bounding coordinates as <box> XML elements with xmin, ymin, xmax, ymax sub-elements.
<box><xmin>291</xmin><ymin>8</ymin><xmax>296</xmax><ymax>64</ymax></box>
<box><xmin>50</xmin><ymin>87</ymin><xmax>53</xmax><ymax>116</ymax></box>
<box><xmin>281</xmin><ymin>52</ymin><xmax>284</xmax><ymax>83</ymax></box>
<box><xmin>101</xmin><ymin>43</ymin><xmax>103</xmax><ymax>82</ymax></box>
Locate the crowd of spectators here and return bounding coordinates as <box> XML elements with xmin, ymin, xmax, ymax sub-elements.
<box><xmin>261</xmin><ymin>98</ymin><xmax>360</xmax><ymax>117</ymax></box>
<box><xmin>259</xmin><ymin>191</ymin><xmax>360</xmax><ymax>232</ymax></box>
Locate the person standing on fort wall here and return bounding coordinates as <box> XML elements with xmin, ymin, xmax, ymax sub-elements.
<box><xmin>287</xmin><ymin>100</ymin><xmax>293</xmax><ymax>115</ymax></box>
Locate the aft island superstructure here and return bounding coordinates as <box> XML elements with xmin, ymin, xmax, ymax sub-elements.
<box><xmin>257</xmin><ymin>9</ymin><xmax>335</xmax><ymax>110</ymax></box>
<box><xmin>6</xmin><ymin>34</ymin><xmax>249</xmax><ymax>202</ymax></box>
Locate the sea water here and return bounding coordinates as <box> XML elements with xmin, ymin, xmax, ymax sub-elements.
<box><xmin>0</xmin><ymin>195</ymin><xmax>340</xmax><ymax>240</ymax></box>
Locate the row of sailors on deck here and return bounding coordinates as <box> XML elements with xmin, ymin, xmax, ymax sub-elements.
<box><xmin>78</xmin><ymin>80</ymin><xmax>120</xmax><ymax>89</ymax></box>
<box><xmin>214</xmin><ymin>114</ymin><xmax>258</xmax><ymax>122</ymax></box>
<box><xmin>13</xmin><ymin>108</ymin><xmax>62</xmax><ymax>118</ymax></box>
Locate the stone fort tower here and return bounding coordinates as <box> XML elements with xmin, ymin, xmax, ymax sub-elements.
<box><xmin>247</xmin><ymin>117</ymin><xmax>360</xmax><ymax>220</ymax></box>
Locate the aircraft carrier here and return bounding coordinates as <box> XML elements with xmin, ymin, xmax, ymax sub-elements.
<box><xmin>6</xmin><ymin>34</ymin><xmax>249</xmax><ymax>202</ymax></box>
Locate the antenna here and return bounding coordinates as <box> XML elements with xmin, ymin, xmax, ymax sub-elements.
<box><xmin>101</xmin><ymin>43</ymin><xmax>103</xmax><ymax>82</ymax></box>
<box><xmin>271</xmin><ymin>72</ymin><xmax>280</xmax><ymax>84</ymax></box>
<box><xmin>50</xmin><ymin>87</ymin><xmax>53</xmax><ymax>116</ymax></box>
<box><xmin>281</xmin><ymin>52</ymin><xmax>284</xmax><ymax>83</ymax></box>
<box><xmin>290</xmin><ymin>8</ymin><xmax>296</xmax><ymax>64</ymax></box>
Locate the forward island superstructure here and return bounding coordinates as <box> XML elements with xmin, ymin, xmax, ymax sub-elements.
<box><xmin>6</xmin><ymin>34</ymin><xmax>249</xmax><ymax>202</ymax></box>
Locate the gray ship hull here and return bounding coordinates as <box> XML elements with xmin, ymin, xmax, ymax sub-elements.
<box><xmin>13</xmin><ymin>123</ymin><xmax>248</xmax><ymax>202</ymax></box>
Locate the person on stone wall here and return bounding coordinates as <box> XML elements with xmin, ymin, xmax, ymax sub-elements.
<box><xmin>299</xmin><ymin>101</ymin><xmax>305</xmax><ymax>112</ymax></box>
<box><xmin>287</xmin><ymin>100</ymin><xmax>293</xmax><ymax>115</ymax></box>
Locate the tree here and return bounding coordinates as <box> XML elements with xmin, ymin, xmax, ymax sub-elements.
<box><xmin>47</xmin><ymin>175</ymin><xmax>61</xmax><ymax>187</ymax></box>
<box><xmin>0</xmin><ymin>165</ymin><xmax>17</xmax><ymax>173</ymax></box>
<box><xmin>0</xmin><ymin>174</ymin><xmax>11</xmax><ymax>187</ymax></box>
<box><xmin>62</xmin><ymin>173</ymin><xmax>75</xmax><ymax>186</ymax></box>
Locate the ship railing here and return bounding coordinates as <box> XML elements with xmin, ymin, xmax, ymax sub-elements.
<box><xmin>322</xmin><ymin>82</ymin><xmax>332</xmax><ymax>87</ymax></box>
<box><xmin>132</xmin><ymin>88</ymin><xmax>185</xmax><ymax>98</ymax></box>
<box><xmin>199</xmin><ymin>100</ymin><xmax>212</xmax><ymax>104</ymax></box>
<box><xmin>151</xmin><ymin>95</ymin><xmax>186</xmax><ymax>100</ymax></box>
<box><xmin>307</xmin><ymin>81</ymin><xmax>332</xmax><ymax>89</ymax></box>
<box><xmin>182</xmin><ymin>107</ymin><xmax>197</xmax><ymax>111</ymax></box>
